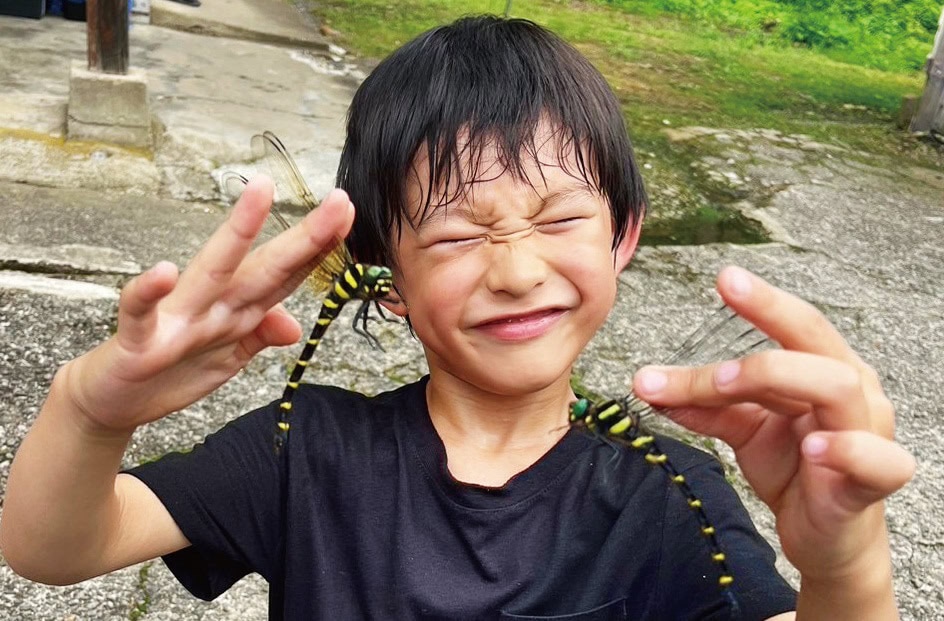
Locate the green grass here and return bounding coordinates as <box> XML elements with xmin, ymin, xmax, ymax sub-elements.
<box><xmin>307</xmin><ymin>0</ymin><xmax>941</xmax><ymax>243</ymax></box>
<box><xmin>599</xmin><ymin>0</ymin><xmax>942</xmax><ymax>73</ymax></box>
<box><xmin>128</xmin><ymin>562</ymin><xmax>152</xmax><ymax>621</ymax></box>
<box><xmin>312</xmin><ymin>0</ymin><xmax>934</xmax><ymax>157</ymax></box>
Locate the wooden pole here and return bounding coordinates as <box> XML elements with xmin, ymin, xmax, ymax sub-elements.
<box><xmin>86</xmin><ymin>0</ymin><xmax>129</xmax><ymax>75</ymax></box>
<box><xmin>911</xmin><ymin>7</ymin><xmax>944</xmax><ymax>134</ymax></box>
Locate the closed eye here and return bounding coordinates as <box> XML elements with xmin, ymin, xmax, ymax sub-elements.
<box><xmin>434</xmin><ymin>236</ymin><xmax>482</xmax><ymax>246</ymax></box>
<box><xmin>538</xmin><ymin>217</ymin><xmax>585</xmax><ymax>231</ymax></box>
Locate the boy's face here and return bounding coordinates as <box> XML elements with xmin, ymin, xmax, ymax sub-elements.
<box><xmin>387</xmin><ymin>130</ymin><xmax>639</xmax><ymax>397</ymax></box>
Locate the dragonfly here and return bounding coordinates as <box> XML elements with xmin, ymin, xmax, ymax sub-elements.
<box><xmin>569</xmin><ymin>305</ymin><xmax>773</xmax><ymax>608</ymax></box>
<box><xmin>223</xmin><ymin>131</ymin><xmax>395</xmax><ymax>453</ymax></box>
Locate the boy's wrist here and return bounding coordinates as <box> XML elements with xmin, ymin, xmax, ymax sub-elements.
<box><xmin>51</xmin><ymin>359</ymin><xmax>138</xmax><ymax>441</ymax></box>
<box><xmin>796</xmin><ymin>540</ymin><xmax>898</xmax><ymax>621</ymax></box>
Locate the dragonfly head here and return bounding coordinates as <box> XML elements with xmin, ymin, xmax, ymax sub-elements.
<box><xmin>363</xmin><ymin>265</ymin><xmax>394</xmax><ymax>297</ymax></box>
<box><xmin>568</xmin><ymin>398</ymin><xmax>592</xmax><ymax>423</ymax></box>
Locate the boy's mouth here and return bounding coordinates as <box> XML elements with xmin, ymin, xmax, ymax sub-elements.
<box><xmin>473</xmin><ymin>308</ymin><xmax>567</xmax><ymax>341</ymax></box>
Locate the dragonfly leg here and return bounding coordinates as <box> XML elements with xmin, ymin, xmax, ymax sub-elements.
<box><xmin>602</xmin><ymin>436</ymin><xmax>623</xmax><ymax>467</ymax></box>
<box><xmin>273</xmin><ymin>430</ymin><xmax>287</xmax><ymax>454</ymax></box>
<box><xmin>352</xmin><ymin>301</ymin><xmax>385</xmax><ymax>352</ymax></box>
<box><xmin>372</xmin><ymin>300</ymin><xmax>402</xmax><ymax>324</ymax></box>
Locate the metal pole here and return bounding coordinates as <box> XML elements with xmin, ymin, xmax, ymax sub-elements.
<box><xmin>87</xmin><ymin>0</ymin><xmax>129</xmax><ymax>75</ymax></box>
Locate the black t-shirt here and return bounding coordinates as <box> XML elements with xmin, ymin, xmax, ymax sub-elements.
<box><xmin>127</xmin><ymin>377</ymin><xmax>796</xmax><ymax>620</ymax></box>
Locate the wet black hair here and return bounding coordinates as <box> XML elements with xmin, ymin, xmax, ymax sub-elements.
<box><xmin>338</xmin><ymin>15</ymin><xmax>647</xmax><ymax>267</ymax></box>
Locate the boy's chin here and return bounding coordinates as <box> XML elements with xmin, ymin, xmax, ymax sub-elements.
<box><xmin>444</xmin><ymin>362</ymin><xmax>575</xmax><ymax>398</ymax></box>
<box><xmin>424</xmin><ymin>330</ymin><xmax>593</xmax><ymax>397</ymax></box>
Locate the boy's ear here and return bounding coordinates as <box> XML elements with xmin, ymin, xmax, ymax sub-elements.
<box><xmin>379</xmin><ymin>285</ymin><xmax>409</xmax><ymax>318</ymax></box>
<box><xmin>614</xmin><ymin>216</ymin><xmax>643</xmax><ymax>271</ymax></box>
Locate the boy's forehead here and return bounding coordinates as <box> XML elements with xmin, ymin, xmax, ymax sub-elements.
<box><xmin>404</xmin><ymin>127</ymin><xmax>595</xmax><ymax>224</ymax></box>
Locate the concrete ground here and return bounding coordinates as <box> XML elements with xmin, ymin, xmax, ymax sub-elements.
<box><xmin>0</xmin><ymin>4</ymin><xmax>942</xmax><ymax>620</ymax></box>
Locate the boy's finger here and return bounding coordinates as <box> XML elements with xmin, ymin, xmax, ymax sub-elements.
<box><xmin>717</xmin><ymin>267</ymin><xmax>862</xmax><ymax>368</ymax></box>
<box><xmin>227</xmin><ymin>190</ymin><xmax>354</xmax><ymax>310</ymax></box>
<box><xmin>256</xmin><ymin>304</ymin><xmax>303</xmax><ymax>348</ymax></box>
<box><xmin>663</xmin><ymin>403</ymin><xmax>770</xmax><ymax>449</ymax></box>
<box><xmin>635</xmin><ymin>349</ymin><xmax>871</xmax><ymax>431</ymax></box>
<box><xmin>717</xmin><ymin>267</ymin><xmax>896</xmax><ymax>437</ymax></box>
<box><xmin>802</xmin><ymin>431</ymin><xmax>916</xmax><ymax>511</ymax></box>
<box><xmin>237</xmin><ymin>305</ymin><xmax>303</xmax><ymax>364</ymax></box>
<box><xmin>117</xmin><ymin>262</ymin><xmax>179</xmax><ymax>341</ymax></box>
<box><xmin>177</xmin><ymin>175</ymin><xmax>274</xmax><ymax>310</ymax></box>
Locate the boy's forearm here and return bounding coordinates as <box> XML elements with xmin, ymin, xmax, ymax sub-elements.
<box><xmin>0</xmin><ymin>364</ymin><xmax>133</xmax><ymax>584</ymax></box>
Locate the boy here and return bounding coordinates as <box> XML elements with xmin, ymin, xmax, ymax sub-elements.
<box><xmin>1</xmin><ymin>16</ymin><xmax>914</xmax><ymax>620</ymax></box>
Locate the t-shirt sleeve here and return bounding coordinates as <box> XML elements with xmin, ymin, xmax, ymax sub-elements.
<box><xmin>653</xmin><ymin>450</ymin><xmax>798</xmax><ymax>620</ymax></box>
<box><xmin>124</xmin><ymin>403</ymin><xmax>284</xmax><ymax>601</ymax></box>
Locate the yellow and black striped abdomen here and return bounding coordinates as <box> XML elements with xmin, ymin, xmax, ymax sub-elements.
<box><xmin>568</xmin><ymin>397</ymin><xmax>736</xmax><ymax>593</ymax></box>
<box><xmin>274</xmin><ymin>263</ymin><xmax>393</xmax><ymax>452</ymax></box>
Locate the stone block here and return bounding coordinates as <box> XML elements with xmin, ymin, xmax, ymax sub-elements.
<box><xmin>67</xmin><ymin>60</ymin><xmax>152</xmax><ymax>148</ymax></box>
<box><xmin>898</xmin><ymin>96</ymin><xmax>919</xmax><ymax>130</ymax></box>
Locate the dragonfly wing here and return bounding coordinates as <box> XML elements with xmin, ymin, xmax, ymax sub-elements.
<box><xmin>626</xmin><ymin>305</ymin><xmax>776</xmax><ymax>420</ymax></box>
<box><xmin>221</xmin><ymin>170</ymin><xmax>293</xmax><ymax>234</ymax></box>
<box><xmin>250</xmin><ymin>131</ymin><xmax>355</xmax><ymax>294</ymax></box>
<box><xmin>308</xmin><ymin>240</ymin><xmax>352</xmax><ymax>288</ymax></box>
<box><xmin>221</xmin><ymin>169</ymin><xmax>336</xmax><ymax>288</ymax></box>
<box><xmin>251</xmin><ymin>132</ymin><xmax>320</xmax><ymax>213</ymax></box>
<box><xmin>221</xmin><ymin>170</ymin><xmax>250</xmax><ymax>203</ymax></box>
<box><xmin>663</xmin><ymin>305</ymin><xmax>772</xmax><ymax>368</ymax></box>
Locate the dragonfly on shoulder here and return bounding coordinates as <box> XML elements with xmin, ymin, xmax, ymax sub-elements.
<box><xmin>223</xmin><ymin>131</ymin><xmax>396</xmax><ymax>452</ymax></box>
<box><xmin>569</xmin><ymin>305</ymin><xmax>774</xmax><ymax>607</ymax></box>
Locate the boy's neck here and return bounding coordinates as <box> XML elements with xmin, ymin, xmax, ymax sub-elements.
<box><xmin>425</xmin><ymin>370</ymin><xmax>574</xmax><ymax>487</ymax></box>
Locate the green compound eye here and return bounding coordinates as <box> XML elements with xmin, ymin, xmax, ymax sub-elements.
<box><xmin>366</xmin><ymin>265</ymin><xmax>394</xmax><ymax>286</ymax></box>
<box><xmin>568</xmin><ymin>398</ymin><xmax>590</xmax><ymax>421</ymax></box>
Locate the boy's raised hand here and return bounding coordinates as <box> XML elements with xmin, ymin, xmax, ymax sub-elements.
<box><xmin>64</xmin><ymin>176</ymin><xmax>355</xmax><ymax>433</ymax></box>
<box><xmin>632</xmin><ymin>266</ymin><xmax>915</xmax><ymax>617</ymax></box>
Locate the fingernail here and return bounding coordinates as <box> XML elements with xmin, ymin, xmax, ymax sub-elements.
<box><xmin>637</xmin><ymin>368</ymin><xmax>668</xmax><ymax>394</ymax></box>
<box><xmin>728</xmin><ymin>267</ymin><xmax>752</xmax><ymax>298</ymax></box>
<box><xmin>715</xmin><ymin>360</ymin><xmax>740</xmax><ymax>386</ymax></box>
<box><xmin>802</xmin><ymin>434</ymin><xmax>828</xmax><ymax>461</ymax></box>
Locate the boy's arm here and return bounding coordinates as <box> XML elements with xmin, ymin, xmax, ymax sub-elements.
<box><xmin>633</xmin><ymin>266</ymin><xmax>914</xmax><ymax>621</ymax></box>
<box><xmin>1</xmin><ymin>373</ymin><xmax>188</xmax><ymax>584</ymax></box>
<box><xmin>1</xmin><ymin>177</ymin><xmax>356</xmax><ymax>584</ymax></box>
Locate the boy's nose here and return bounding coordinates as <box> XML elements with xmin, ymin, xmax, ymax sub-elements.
<box><xmin>484</xmin><ymin>241</ymin><xmax>548</xmax><ymax>297</ymax></box>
